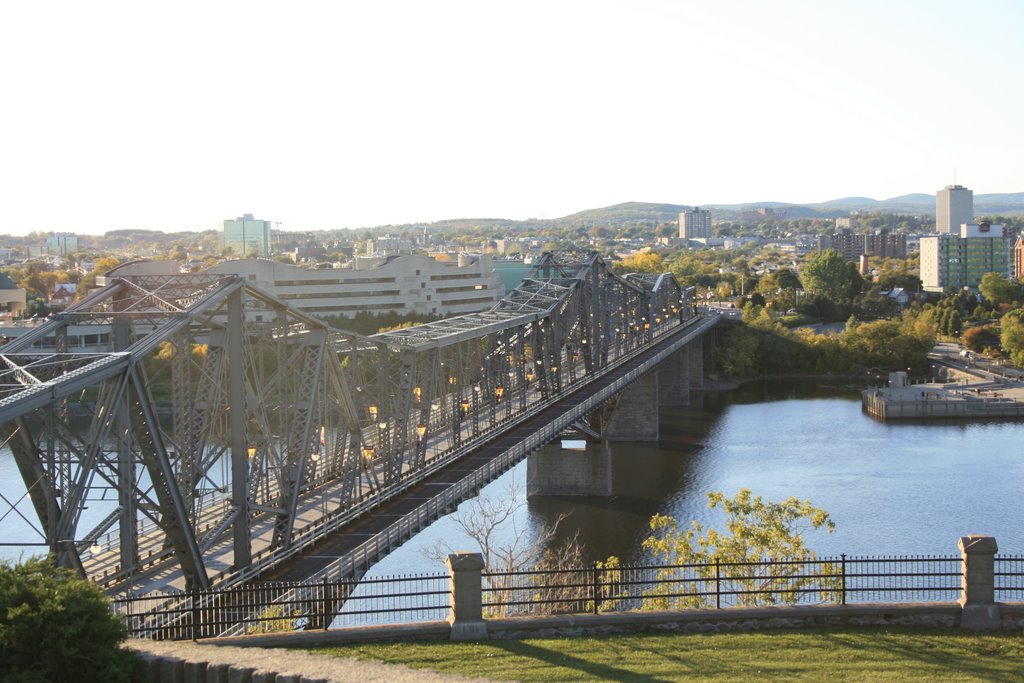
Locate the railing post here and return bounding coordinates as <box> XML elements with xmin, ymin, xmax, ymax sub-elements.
<box><xmin>840</xmin><ymin>554</ymin><xmax>847</xmax><ymax>606</ymax></box>
<box><xmin>190</xmin><ymin>590</ymin><xmax>198</xmax><ymax>641</ymax></box>
<box><xmin>446</xmin><ymin>552</ymin><xmax>487</xmax><ymax>641</ymax></box>
<box><xmin>323</xmin><ymin>575</ymin><xmax>331</xmax><ymax>630</ymax></box>
<box><xmin>715</xmin><ymin>560</ymin><xmax>721</xmax><ymax>609</ymax></box>
<box><xmin>958</xmin><ymin>535</ymin><xmax>1000</xmax><ymax>630</ymax></box>
<box><xmin>592</xmin><ymin>562</ymin><xmax>601</xmax><ymax>615</ymax></box>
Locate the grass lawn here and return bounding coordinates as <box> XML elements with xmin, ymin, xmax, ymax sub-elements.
<box><xmin>313</xmin><ymin>627</ymin><xmax>1024</xmax><ymax>681</ymax></box>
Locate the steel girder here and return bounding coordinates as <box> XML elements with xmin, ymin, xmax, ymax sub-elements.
<box><xmin>0</xmin><ymin>254</ymin><xmax>694</xmax><ymax>594</ymax></box>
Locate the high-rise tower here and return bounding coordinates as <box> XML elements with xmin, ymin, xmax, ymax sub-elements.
<box><xmin>678</xmin><ymin>207</ymin><xmax>712</xmax><ymax>240</ymax></box>
<box><xmin>936</xmin><ymin>185</ymin><xmax>973</xmax><ymax>234</ymax></box>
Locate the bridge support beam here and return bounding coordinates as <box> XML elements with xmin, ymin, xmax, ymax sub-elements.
<box><xmin>604</xmin><ymin>371</ymin><xmax>659</xmax><ymax>441</ymax></box>
<box><xmin>658</xmin><ymin>349</ymin><xmax>690</xmax><ymax>407</ymax></box>
<box><xmin>527</xmin><ymin>442</ymin><xmax>612</xmax><ymax>496</ymax></box>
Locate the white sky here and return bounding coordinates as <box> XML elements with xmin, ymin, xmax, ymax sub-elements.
<box><xmin>1</xmin><ymin>0</ymin><xmax>1021</xmax><ymax>235</ymax></box>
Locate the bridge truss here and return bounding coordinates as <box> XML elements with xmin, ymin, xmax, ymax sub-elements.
<box><xmin>0</xmin><ymin>253</ymin><xmax>692</xmax><ymax>592</ymax></box>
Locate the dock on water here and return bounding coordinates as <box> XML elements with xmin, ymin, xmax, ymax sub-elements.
<box><xmin>862</xmin><ymin>369</ymin><xmax>1024</xmax><ymax>420</ymax></box>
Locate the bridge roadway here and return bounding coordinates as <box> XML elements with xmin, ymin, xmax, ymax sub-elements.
<box><xmin>258</xmin><ymin>314</ymin><xmax>720</xmax><ymax>584</ymax></box>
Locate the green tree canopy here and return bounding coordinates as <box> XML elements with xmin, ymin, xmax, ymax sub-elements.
<box><xmin>978</xmin><ymin>272</ymin><xmax>1022</xmax><ymax>306</ymax></box>
<box><xmin>0</xmin><ymin>558</ymin><xmax>136</xmax><ymax>681</ymax></box>
<box><xmin>641</xmin><ymin>489</ymin><xmax>838</xmax><ymax>609</ymax></box>
<box><xmin>800</xmin><ymin>249</ymin><xmax>863</xmax><ymax>303</ymax></box>
<box><xmin>1000</xmin><ymin>312</ymin><xmax>1024</xmax><ymax>366</ymax></box>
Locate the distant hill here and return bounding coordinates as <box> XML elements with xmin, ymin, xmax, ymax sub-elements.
<box><xmin>559</xmin><ymin>202</ymin><xmax>687</xmax><ymax>226</ymax></box>
<box><xmin>387</xmin><ymin>193</ymin><xmax>1024</xmax><ymax>235</ymax></box>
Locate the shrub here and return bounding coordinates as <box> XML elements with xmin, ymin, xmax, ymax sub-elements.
<box><xmin>0</xmin><ymin>558</ymin><xmax>137</xmax><ymax>682</ymax></box>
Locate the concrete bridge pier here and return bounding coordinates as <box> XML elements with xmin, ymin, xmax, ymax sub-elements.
<box><xmin>657</xmin><ymin>343</ymin><xmax>703</xmax><ymax>407</ymax></box>
<box><xmin>527</xmin><ymin>441</ymin><xmax>612</xmax><ymax>497</ymax></box>
<box><xmin>528</xmin><ymin>340</ymin><xmax>707</xmax><ymax>497</ymax></box>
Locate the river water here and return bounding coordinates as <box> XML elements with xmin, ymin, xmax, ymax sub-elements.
<box><xmin>365</xmin><ymin>378</ymin><xmax>1024</xmax><ymax>576</ymax></box>
<box><xmin>3</xmin><ymin>379</ymin><xmax>1022</xmax><ymax>570</ymax></box>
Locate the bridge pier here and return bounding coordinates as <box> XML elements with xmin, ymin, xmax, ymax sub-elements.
<box><xmin>528</xmin><ymin>340</ymin><xmax>707</xmax><ymax>497</ymax></box>
<box><xmin>527</xmin><ymin>441</ymin><xmax>612</xmax><ymax>496</ymax></box>
<box><xmin>605</xmin><ymin>371</ymin><xmax>660</xmax><ymax>441</ymax></box>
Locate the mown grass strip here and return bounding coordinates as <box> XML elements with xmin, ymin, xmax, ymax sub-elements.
<box><xmin>313</xmin><ymin>627</ymin><xmax>1024</xmax><ymax>681</ymax></box>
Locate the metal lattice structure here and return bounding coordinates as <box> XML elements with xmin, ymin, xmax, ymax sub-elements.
<box><xmin>0</xmin><ymin>253</ymin><xmax>694</xmax><ymax>593</ymax></box>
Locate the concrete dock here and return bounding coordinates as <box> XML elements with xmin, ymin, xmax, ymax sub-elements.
<box><xmin>862</xmin><ymin>347</ymin><xmax>1024</xmax><ymax>420</ymax></box>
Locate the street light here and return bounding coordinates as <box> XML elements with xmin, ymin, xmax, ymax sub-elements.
<box><xmin>361</xmin><ymin>444</ymin><xmax>375</xmax><ymax>459</ymax></box>
<box><xmin>368</xmin><ymin>404</ymin><xmax>378</xmax><ymax>420</ymax></box>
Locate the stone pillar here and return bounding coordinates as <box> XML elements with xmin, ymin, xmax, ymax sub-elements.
<box><xmin>658</xmin><ymin>350</ymin><xmax>690</xmax><ymax>407</ymax></box>
<box><xmin>527</xmin><ymin>442</ymin><xmax>612</xmax><ymax>496</ymax></box>
<box><xmin>604</xmin><ymin>371</ymin><xmax>658</xmax><ymax>441</ymax></box>
<box><xmin>688</xmin><ymin>340</ymin><xmax>704</xmax><ymax>388</ymax></box>
<box><xmin>446</xmin><ymin>552</ymin><xmax>488</xmax><ymax>640</ymax></box>
<box><xmin>958</xmin><ymin>534</ymin><xmax>1000</xmax><ymax>630</ymax></box>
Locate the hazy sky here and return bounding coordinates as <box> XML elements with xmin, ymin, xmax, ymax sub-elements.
<box><xmin>2</xmin><ymin>0</ymin><xmax>1021</xmax><ymax>235</ymax></box>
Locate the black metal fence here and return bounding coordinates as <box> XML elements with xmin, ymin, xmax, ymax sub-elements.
<box><xmin>996</xmin><ymin>555</ymin><xmax>1024</xmax><ymax>602</ymax></box>
<box><xmin>112</xmin><ymin>554</ymin><xmax>1024</xmax><ymax>640</ymax></box>
<box><xmin>482</xmin><ymin>555</ymin><xmax>963</xmax><ymax>617</ymax></box>
<box><xmin>112</xmin><ymin>573</ymin><xmax>448</xmax><ymax>640</ymax></box>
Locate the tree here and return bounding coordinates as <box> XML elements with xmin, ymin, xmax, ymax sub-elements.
<box><xmin>0</xmin><ymin>558</ymin><xmax>137</xmax><ymax>681</ymax></box>
<box><xmin>978</xmin><ymin>272</ymin><xmax>1021</xmax><ymax>306</ymax></box>
<box><xmin>1000</xmin><ymin>313</ymin><xmax>1024</xmax><ymax>366</ymax></box>
<box><xmin>641</xmin><ymin>489</ymin><xmax>839</xmax><ymax>609</ymax></box>
<box><xmin>614</xmin><ymin>252</ymin><xmax>666</xmax><ymax>275</ymax></box>
<box><xmin>800</xmin><ymin>249</ymin><xmax>863</xmax><ymax>303</ymax></box>
<box><xmin>92</xmin><ymin>256</ymin><xmax>121</xmax><ymax>274</ymax></box>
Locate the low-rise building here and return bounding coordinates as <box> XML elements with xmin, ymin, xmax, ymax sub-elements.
<box><xmin>208</xmin><ymin>253</ymin><xmax>503</xmax><ymax>319</ymax></box>
<box><xmin>0</xmin><ymin>274</ymin><xmax>26</xmax><ymax>318</ymax></box>
<box><xmin>818</xmin><ymin>229</ymin><xmax>906</xmax><ymax>261</ymax></box>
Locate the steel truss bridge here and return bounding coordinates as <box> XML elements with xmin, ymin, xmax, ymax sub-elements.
<box><xmin>0</xmin><ymin>253</ymin><xmax>711</xmax><ymax>595</ymax></box>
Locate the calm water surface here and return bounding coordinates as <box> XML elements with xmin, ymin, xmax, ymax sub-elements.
<box><xmin>2</xmin><ymin>380</ymin><xmax>1022</xmax><ymax>570</ymax></box>
<box><xmin>368</xmin><ymin>378</ymin><xmax>1024</xmax><ymax>575</ymax></box>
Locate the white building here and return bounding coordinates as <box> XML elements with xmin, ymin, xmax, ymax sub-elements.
<box><xmin>920</xmin><ymin>222</ymin><xmax>1012</xmax><ymax>292</ymax></box>
<box><xmin>678</xmin><ymin>207</ymin><xmax>712</xmax><ymax>240</ymax></box>
<box><xmin>208</xmin><ymin>253</ymin><xmax>503</xmax><ymax>320</ymax></box>
<box><xmin>935</xmin><ymin>185</ymin><xmax>973</xmax><ymax>234</ymax></box>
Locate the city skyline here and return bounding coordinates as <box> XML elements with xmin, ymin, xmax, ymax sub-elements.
<box><xmin>1</xmin><ymin>0</ymin><xmax>1022</xmax><ymax>236</ymax></box>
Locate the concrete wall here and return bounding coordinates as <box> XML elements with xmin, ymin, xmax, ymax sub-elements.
<box><xmin>527</xmin><ymin>441</ymin><xmax>612</xmax><ymax>496</ymax></box>
<box><xmin>604</xmin><ymin>371</ymin><xmax>659</xmax><ymax>441</ymax></box>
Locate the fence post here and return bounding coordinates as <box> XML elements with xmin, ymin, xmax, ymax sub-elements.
<box><xmin>190</xmin><ymin>591</ymin><xmax>198</xmax><ymax>641</ymax></box>
<box><xmin>840</xmin><ymin>554</ymin><xmax>847</xmax><ymax>606</ymax></box>
<box><xmin>446</xmin><ymin>552</ymin><xmax>487</xmax><ymax>641</ymax></box>
<box><xmin>958</xmin><ymin>535</ymin><xmax>1000</xmax><ymax>630</ymax></box>
<box><xmin>715</xmin><ymin>560</ymin><xmax>721</xmax><ymax>609</ymax></box>
<box><xmin>323</xmin><ymin>576</ymin><xmax>331</xmax><ymax>630</ymax></box>
<box><xmin>592</xmin><ymin>562</ymin><xmax>601</xmax><ymax>615</ymax></box>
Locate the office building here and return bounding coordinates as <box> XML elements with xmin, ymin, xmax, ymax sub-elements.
<box><xmin>222</xmin><ymin>214</ymin><xmax>273</xmax><ymax>258</ymax></box>
<box><xmin>208</xmin><ymin>253</ymin><xmax>503</xmax><ymax>320</ymax></box>
<box><xmin>919</xmin><ymin>222</ymin><xmax>1012</xmax><ymax>292</ymax></box>
<box><xmin>1014</xmin><ymin>235</ymin><xmax>1024</xmax><ymax>282</ymax></box>
<box><xmin>936</xmin><ymin>185</ymin><xmax>973</xmax><ymax>234</ymax></box>
<box><xmin>678</xmin><ymin>207</ymin><xmax>712</xmax><ymax>240</ymax></box>
<box><xmin>45</xmin><ymin>234</ymin><xmax>79</xmax><ymax>256</ymax></box>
